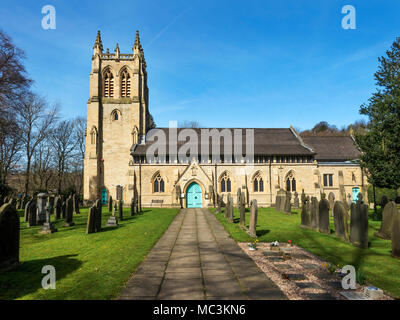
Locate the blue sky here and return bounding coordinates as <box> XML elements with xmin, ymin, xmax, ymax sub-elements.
<box><xmin>1</xmin><ymin>0</ymin><xmax>399</xmax><ymax>130</ymax></box>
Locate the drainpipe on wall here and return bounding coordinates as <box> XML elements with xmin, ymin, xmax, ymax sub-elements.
<box><xmin>269</xmin><ymin>159</ymin><xmax>272</xmax><ymax>205</ymax></box>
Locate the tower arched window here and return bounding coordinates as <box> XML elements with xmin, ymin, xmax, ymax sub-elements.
<box><xmin>103</xmin><ymin>69</ymin><xmax>114</xmax><ymax>97</ymax></box>
<box><xmin>153</xmin><ymin>173</ymin><xmax>165</xmax><ymax>193</ymax></box>
<box><xmin>121</xmin><ymin>69</ymin><xmax>131</xmax><ymax>97</ymax></box>
<box><xmin>285</xmin><ymin>171</ymin><xmax>296</xmax><ymax>192</ymax></box>
<box><xmin>111</xmin><ymin>110</ymin><xmax>121</xmax><ymax>122</ymax></box>
<box><xmin>220</xmin><ymin>172</ymin><xmax>231</xmax><ymax>193</ymax></box>
<box><xmin>253</xmin><ymin>172</ymin><xmax>264</xmax><ymax>192</ymax></box>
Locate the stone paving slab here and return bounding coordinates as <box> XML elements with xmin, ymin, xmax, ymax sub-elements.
<box><xmin>118</xmin><ymin>208</ymin><xmax>286</xmax><ymax>300</ymax></box>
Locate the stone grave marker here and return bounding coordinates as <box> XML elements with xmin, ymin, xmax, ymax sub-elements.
<box><xmin>27</xmin><ymin>200</ymin><xmax>37</xmax><ymax>227</ymax></box>
<box><xmin>375</xmin><ymin>201</ymin><xmax>397</xmax><ymax>240</ymax></box>
<box><xmin>36</xmin><ymin>193</ymin><xmax>47</xmax><ymax>225</ymax></box>
<box><xmin>284</xmin><ymin>191</ymin><xmax>292</xmax><ymax>214</ymax></box>
<box><xmin>333</xmin><ymin>201</ymin><xmax>349</xmax><ymax>240</ymax></box>
<box><xmin>39</xmin><ymin>202</ymin><xmax>57</xmax><ymax>234</ymax></box>
<box><xmin>310</xmin><ymin>197</ymin><xmax>319</xmax><ymax>230</ymax></box>
<box><xmin>293</xmin><ymin>192</ymin><xmax>299</xmax><ymax>209</ymax></box>
<box><xmin>74</xmin><ymin>194</ymin><xmax>80</xmax><ymax>214</ymax></box>
<box><xmin>55</xmin><ymin>196</ymin><xmax>62</xmax><ymax>220</ymax></box>
<box><xmin>106</xmin><ymin>202</ymin><xmax>118</xmax><ymax>226</ymax></box>
<box><xmin>240</xmin><ymin>192</ymin><xmax>246</xmax><ymax>228</ymax></box>
<box><xmin>86</xmin><ymin>204</ymin><xmax>97</xmax><ymax>234</ymax></box>
<box><xmin>118</xmin><ymin>200</ymin><xmax>123</xmax><ymax>221</ymax></box>
<box><xmin>381</xmin><ymin>195</ymin><xmax>389</xmax><ymax>211</ymax></box>
<box><xmin>248</xmin><ymin>199</ymin><xmax>258</xmax><ymax>238</ymax></box>
<box><xmin>130</xmin><ymin>198</ymin><xmax>135</xmax><ymax>216</ymax></box>
<box><xmin>318</xmin><ymin>194</ymin><xmax>330</xmax><ymax>234</ymax></box>
<box><xmin>108</xmin><ymin>195</ymin><xmax>113</xmax><ymax>213</ymax></box>
<box><xmin>300</xmin><ymin>196</ymin><xmax>310</xmax><ymax>228</ymax></box>
<box><xmin>63</xmin><ymin>195</ymin><xmax>75</xmax><ymax>227</ymax></box>
<box><xmin>0</xmin><ymin>203</ymin><xmax>20</xmax><ymax>271</ymax></box>
<box><xmin>24</xmin><ymin>199</ymin><xmax>31</xmax><ymax>222</ymax></box>
<box><xmin>350</xmin><ymin>193</ymin><xmax>369</xmax><ymax>249</ymax></box>
<box><xmin>391</xmin><ymin>204</ymin><xmax>400</xmax><ymax>258</ymax></box>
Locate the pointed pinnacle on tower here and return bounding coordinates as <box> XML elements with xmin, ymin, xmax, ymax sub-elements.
<box><xmin>133</xmin><ymin>30</ymin><xmax>143</xmax><ymax>55</ymax></box>
<box><xmin>93</xmin><ymin>30</ymin><xmax>103</xmax><ymax>52</ymax></box>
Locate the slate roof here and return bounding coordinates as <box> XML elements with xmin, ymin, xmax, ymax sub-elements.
<box><xmin>301</xmin><ymin>135</ymin><xmax>361</xmax><ymax>161</ymax></box>
<box><xmin>131</xmin><ymin>128</ymin><xmax>360</xmax><ymax>162</ymax></box>
<box><xmin>131</xmin><ymin>128</ymin><xmax>314</xmax><ymax>156</ymax></box>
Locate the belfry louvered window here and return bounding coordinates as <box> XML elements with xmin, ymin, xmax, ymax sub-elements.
<box><xmin>103</xmin><ymin>70</ymin><xmax>114</xmax><ymax>97</ymax></box>
<box><xmin>121</xmin><ymin>70</ymin><xmax>131</xmax><ymax>97</ymax></box>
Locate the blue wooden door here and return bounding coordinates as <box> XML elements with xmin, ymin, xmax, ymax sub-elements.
<box><xmin>101</xmin><ymin>188</ymin><xmax>107</xmax><ymax>205</ymax></box>
<box><xmin>352</xmin><ymin>187</ymin><xmax>360</xmax><ymax>203</ymax></box>
<box><xmin>187</xmin><ymin>183</ymin><xmax>202</xmax><ymax>208</ymax></box>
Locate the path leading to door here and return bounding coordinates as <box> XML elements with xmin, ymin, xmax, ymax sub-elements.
<box><xmin>119</xmin><ymin>208</ymin><xmax>286</xmax><ymax>300</ymax></box>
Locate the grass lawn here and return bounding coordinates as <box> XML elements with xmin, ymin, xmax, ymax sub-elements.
<box><xmin>0</xmin><ymin>207</ymin><xmax>179</xmax><ymax>300</ymax></box>
<box><xmin>211</xmin><ymin>207</ymin><xmax>400</xmax><ymax>299</ymax></box>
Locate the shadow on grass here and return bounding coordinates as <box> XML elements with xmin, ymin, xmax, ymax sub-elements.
<box><xmin>0</xmin><ymin>254</ymin><xmax>82</xmax><ymax>300</ymax></box>
<box><xmin>256</xmin><ymin>229</ymin><xmax>270</xmax><ymax>237</ymax></box>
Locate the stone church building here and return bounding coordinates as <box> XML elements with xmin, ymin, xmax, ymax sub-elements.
<box><xmin>83</xmin><ymin>31</ymin><xmax>368</xmax><ymax>208</ymax></box>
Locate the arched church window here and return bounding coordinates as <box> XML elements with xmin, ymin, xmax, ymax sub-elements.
<box><xmin>111</xmin><ymin>110</ymin><xmax>121</xmax><ymax>121</ymax></box>
<box><xmin>90</xmin><ymin>127</ymin><xmax>97</xmax><ymax>145</ymax></box>
<box><xmin>220</xmin><ymin>172</ymin><xmax>231</xmax><ymax>193</ymax></box>
<box><xmin>285</xmin><ymin>171</ymin><xmax>296</xmax><ymax>192</ymax></box>
<box><xmin>103</xmin><ymin>69</ymin><xmax>114</xmax><ymax>97</ymax></box>
<box><xmin>121</xmin><ymin>69</ymin><xmax>131</xmax><ymax>97</ymax></box>
<box><xmin>153</xmin><ymin>173</ymin><xmax>165</xmax><ymax>193</ymax></box>
<box><xmin>253</xmin><ymin>171</ymin><xmax>264</xmax><ymax>192</ymax></box>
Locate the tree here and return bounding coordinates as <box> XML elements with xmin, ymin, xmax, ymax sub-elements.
<box><xmin>178</xmin><ymin>120</ymin><xmax>201</xmax><ymax>128</ymax></box>
<box><xmin>50</xmin><ymin>119</ymin><xmax>78</xmax><ymax>194</ymax></box>
<box><xmin>72</xmin><ymin>116</ymin><xmax>86</xmax><ymax>195</ymax></box>
<box><xmin>0</xmin><ymin>29</ymin><xmax>31</xmax><ymax>106</ymax></box>
<box><xmin>14</xmin><ymin>93</ymin><xmax>58</xmax><ymax>196</ymax></box>
<box><xmin>355</xmin><ymin>37</ymin><xmax>400</xmax><ymax>190</ymax></box>
<box><xmin>32</xmin><ymin>137</ymin><xmax>54</xmax><ymax>191</ymax></box>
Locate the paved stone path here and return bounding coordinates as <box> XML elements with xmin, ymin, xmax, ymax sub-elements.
<box><xmin>119</xmin><ymin>208</ymin><xmax>286</xmax><ymax>300</ymax></box>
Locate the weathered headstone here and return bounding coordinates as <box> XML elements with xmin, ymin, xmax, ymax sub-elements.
<box><xmin>276</xmin><ymin>189</ymin><xmax>287</xmax><ymax>212</ymax></box>
<box><xmin>318</xmin><ymin>194</ymin><xmax>330</xmax><ymax>234</ymax></box>
<box><xmin>86</xmin><ymin>205</ymin><xmax>97</xmax><ymax>234</ymax></box>
<box><xmin>239</xmin><ymin>192</ymin><xmax>246</xmax><ymax>228</ymax></box>
<box><xmin>24</xmin><ymin>199</ymin><xmax>31</xmax><ymax>222</ymax></box>
<box><xmin>63</xmin><ymin>195</ymin><xmax>75</xmax><ymax>227</ymax></box>
<box><xmin>27</xmin><ymin>200</ymin><xmax>37</xmax><ymax>227</ymax></box>
<box><xmin>237</xmin><ymin>188</ymin><xmax>242</xmax><ymax>210</ymax></box>
<box><xmin>333</xmin><ymin>201</ymin><xmax>349</xmax><ymax>240</ymax></box>
<box><xmin>350</xmin><ymin>193</ymin><xmax>369</xmax><ymax>249</ymax></box>
<box><xmin>95</xmin><ymin>199</ymin><xmax>102</xmax><ymax>232</ymax></box>
<box><xmin>108</xmin><ymin>195</ymin><xmax>113</xmax><ymax>213</ymax></box>
<box><xmin>130</xmin><ymin>198</ymin><xmax>135</xmax><ymax>216</ymax></box>
<box><xmin>36</xmin><ymin>193</ymin><xmax>47</xmax><ymax>225</ymax></box>
<box><xmin>55</xmin><ymin>196</ymin><xmax>62</xmax><ymax>220</ymax></box>
<box><xmin>328</xmin><ymin>192</ymin><xmax>335</xmax><ymax>215</ymax></box>
<box><xmin>0</xmin><ymin>203</ymin><xmax>20</xmax><ymax>271</ymax></box>
<box><xmin>225</xmin><ymin>194</ymin><xmax>230</xmax><ymax>219</ymax></box>
<box><xmin>73</xmin><ymin>194</ymin><xmax>80</xmax><ymax>214</ymax></box>
<box><xmin>391</xmin><ymin>204</ymin><xmax>400</xmax><ymax>258</ymax></box>
<box><xmin>300</xmin><ymin>196</ymin><xmax>310</xmax><ymax>228</ymax></box>
<box><xmin>39</xmin><ymin>202</ymin><xmax>57</xmax><ymax>234</ymax></box>
<box><xmin>284</xmin><ymin>191</ymin><xmax>292</xmax><ymax>214</ymax></box>
<box><xmin>227</xmin><ymin>194</ymin><xmax>234</xmax><ymax>223</ymax></box>
<box><xmin>375</xmin><ymin>201</ymin><xmax>397</xmax><ymax>240</ymax></box>
<box><xmin>248</xmin><ymin>199</ymin><xmax>258</xmax><ymax>238</ymax></box>
<box><xmin>49</xmin><ymin>196</ymin><xmax>55</xmax><ymax>215</ymax></box>
<box><xmin>61</xmin><ymin>200</ymin><xmax>66</xmax><ymax>219</ymax></box>
<box><xmin>293</xmin><ymin>192</ymin><xmax>299</xmax><ymax>209</ymax></box>
<box><xmin>106</xmin><ymin>202</ymin><xmax>118</xmax><ymax>226</ymax></box>
<box><xmin>310</xmin><ymin>197</ymin><xmax>319</xmax><ymax>230</ymax></box>
<box><xmin>118</xmin><ymin>200</ymin><xmax>123</xmax><ymax>221</ymax></box>
<box><xmin>380</xmin><ymin>195</ymin><xmax>389</xmax><ymax>211</ymax></box>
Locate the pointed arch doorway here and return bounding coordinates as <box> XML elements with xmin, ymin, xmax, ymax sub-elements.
<box><xmin>186</xmin><ymin>182</ymin><xmax>202</xmax><ymax>208</ymax></box>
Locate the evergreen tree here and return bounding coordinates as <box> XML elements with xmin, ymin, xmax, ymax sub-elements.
<box><xmin>355</xmin><ymin>37</ymin><xmax>400</xmax><ymax>190</ymax></box>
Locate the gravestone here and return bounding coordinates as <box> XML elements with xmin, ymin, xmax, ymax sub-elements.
<box><xmin>39</xmin><ymin>202</ymin><xmax>57</xmax><ymax>234</ymax></box>
<box><xmin>22</xmin><ymin>196</ymin><xmax>29</xmax><ymax>212</ymax></box>
<box><xmin>249</xmin><ymin>199</ymin><xmax>258</xmax><ymax>238</ymax></box>
<box><xmin>36</xmin><ymin>193</ymin><xmax>48</xmax><ymax>225</ymax></box>
<box><xmin>108</xmin><ymin>196</ymin><xmax>113</xmax><ymax>213</ymax></box>
<box><xmin>106</xmin><ymin>203</ymin><xmax>118</xmax><ymax>226</ymax></box>
<box><xmin>130</xmin><ymin>198</ymin><xmax>135</xmax><ymax>216</ymax></box>
<box><xmin>239</xmin><ymin>192</ymin><xmax>246</xmax><ymax>228</ymax></box>
<box><xmin>300</xmin><ymin>196</ymin><xmax>310</xmax><ymax>228</ymax></box>
<box><xmin>95</xmin><ymin>199</ymin><xmax>102</xmax><ymax>232</ymax></box>
<box><xmin>392</xmin><ymin>204</ymin><xmax>400</xmax><ymax>258</ymax></box>
<box><xmin>284</xmin><ymin>191</ymin><xmax>292</xmax><ymax>214</ymax></box>
<box><xmin>63</xmin><ymin>195</ymin><xmax>75</xmax><ymax>227</ymax></box>
<box><xmin>61</xmin><ymin>200</ymin><xmax>66</xmax><ymax>219</ymax></box>
<box><xmin>27</xmin><ymin>200</ymin><xmax>37</xmax><ymax>227</ymax></box>
<box><xmin>86</xmin><ymin>205</ymin><xmax>97</xmax><ymax>234</ymax></box>
<box><xmin>310</xmin><ymin>197</ymin><xmax>319</xmax><ymax>230</ymax></box>
<box><xmin>293</xmin><ymin>192</ymin><xmax>299</xmax><ymax>209</ymax></box>
<box><xmin>237</xmin><ymin>188</ymin><xmax>242</xmax><ymax>210</ymax></box>
<box><xmin>275</xmin><ymin>189</ymin><xmax>286</xmax><ymax>212</ymax></box>
<box><xmin>328</xmin><ymin>192</ymin><xmax>335</xmax><ymax>212</ymax></box>
<box><xmin>381</xmin><ymin>195</ymin><xmax>389</xmax><ymax>211</ymax></box>
<box><xmin>16</xmin><ymin>198</ymin><xmax>22</xmax><ymax>210</ymax></box>
<box><xmin>55</xmin><ymin>196</ymin><xmax>62</xmax><ymax>220</ymax></box>
<box><xmin>227</xmin><ymin>194</ymin><xmax>234</xmax><ymax>223</ymax></box>
<box><xmin>118</xmin><ymin>200</ymin><xmax>123</xmax><ymax>221</ymax></box>
<box><xmin>0</xmin><ymin>203</ymin><xmax>20</xmax><ymax>271</ymax></box>
<box><xmin>24</xmin><ymin>199</ymin><xmax>31</xmax><ymax>222</ymax></box>
<box><xmin>347</xmin><ymin>193</ymin><xmax>352</xmax><ymax>209</ymax></box>
<box><xmin>333</xmin><ymin>201</ymin><xmax>349</xmax><ymax>240</ymax></box>
<box><xmin>216</xmin><ymin>194</ymin><xmax>221</xmax><ymax>213</ymax></box>
<box><xmin>375</xmin><ymin>201</ymin><xmax>397</xmax><ymax>240</ymax></box>
<box><xmin>225</xmin><ymin>194</ymin><xmax>230</xmax><ymax>219</ymax></box>
<box><xmin>74</xmin><ymin>194</ymin><xmax>80</xmax><ymax>214</ymax></box>
<box><xmin>350</xmin><ymin>193</ymin><xmax>369</xmax><ymax>249</ymax></box>
<box><xmin>318</xmin><ymin>194</ymin><xmax>330</xmax><ymax>234</ymax></box>
<box><xmin>49</xmin><ymin>196</ymin><xmax>55</xmax><ymax>215</ymax></box>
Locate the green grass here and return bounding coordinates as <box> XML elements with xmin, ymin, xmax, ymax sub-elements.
<box><xmin>0</xmin><ymin>207</ymin><xmax>179</xmax><ymax>300</ymax></box>
<box><xmin>211</xmin><ymin>207</ymin><xmax>400</xmax><ymax>299</ymax></box>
